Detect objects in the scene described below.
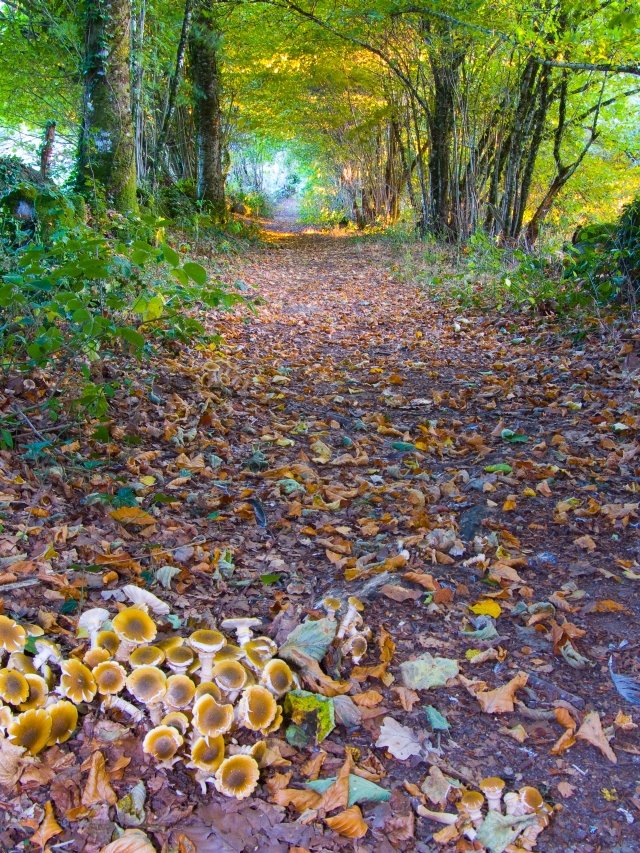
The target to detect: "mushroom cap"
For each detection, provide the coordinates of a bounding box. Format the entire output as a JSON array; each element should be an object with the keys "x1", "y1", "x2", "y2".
[
  {"x1": 458, "y1": 791, "x2": 485, "y2": 812},
  {"x1": 221, "y1": 617, "x2": 261, "y2": 639},
  {"x1": 157, "y1": 636, "x2": 184, "y2": 653},
  {"x1": 480, "y1": 776, "x2": 506, "y2": 794},
  {"x1": 194, "y1": 681, "x2": 223, "y2": 703},
  {"x1": 212, "y1": 660, "x2": 247, "y2": 692},
  {"x1": 77, "y1": 607, "x2": 110, "y2": 637},
  {"x1": 112, "y1": 607, "x2": 157, "y2": 644},
  {"x1": 238, "y1": 685, "x2": 277, "y2": 732},
  {"x1": 189, "y1": 629, "x2": 226, "y2": 654},
  {"x1": 34, "y1": 638, "x2": 62, "y2": 662},
  {"x1": 94, "y1": 661, "x2": 127, "y2": 695},
  {"x1": 214, "y1": 644, "x2": 243, "y2": 662},
  {"x1": 348, "y1": 635, "x2": 368, "y2": 656},
  {"x1": 214, "y1": 754, "x2": 260, "y2": 799},
  {"x1": 129, "y1": 645, "x2": 165, "y2": 668},
  {"x1": 143, "y1": 725, "x2": 183, "y2": 762},
  {"x1": 165, "y1": 645, "x2": 194, "y2": 668},
  {"x1": 242, "y1": 637, "x2": 277, "y2": 669},
  {"x1": 126, "y1": 666, "x2": 167, "y2": 703},
  {"x1": 7, "y1": 652, "x2": 37, "y2": 675},
  {"x1": 193, "y1": 694, "x2": 234, "y2": 737},
  {"x1": 8, "y1": 708, "x2": 52, "y2": 755},
  {"x1": 250, "y1": 741, "x2": 267, "y2": 765},
  {"x1": 95, "y1": 630, "x2": 120, "y2": 655},
  {"x1": 190, "y1": 735, "x2": 225, "y2": 772},
  {"x1": 0, "y1": 668, "x2": 30, "y2": 705},
  {"x1": 60, "y1": 659, "x2": 97, "y2": 703},
  {"x1": 347, "y1": 596, "x2": 364, "y2": 611},
  {"x1": 0, "y1": 615, "x2": 26, "y2": 653},
  {"x1": 263, "y1": 704, "x2": 283, "y2": 735},
  {"x1": 19, "y1": 674, "x2": 49, "y2": 711},
  {"x1": 165, "y1": 674, "x2": 196, "y2": 709},
  {"x1": 83, "y1": 647, "x2": 111, "y2": 668},
  {"x1": 261, "y1": 659, "x2": 293, "y2": 695},
  {"x1": 46, "y1": 700, "x2": 78, "y2": 745},
  {"x1": 322, "y1": 596, "x2": 342, "y2": 610},
  {"x1": 519, "y1": 786, "x2": 544, "y2": 812},
  {"x1": 161, "y1": 711, "x2": 190, "y2": 734},
  {"x1": 0, "y1": 705, "x2": 12, "y2": 730}
]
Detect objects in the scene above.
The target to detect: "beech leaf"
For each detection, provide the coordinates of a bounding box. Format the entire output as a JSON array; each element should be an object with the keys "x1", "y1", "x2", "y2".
[
  {"x1": 400, "y1": 653, "x2": 459, "y2": 690},
  {"x1": 375, "y1": 716, "x2": 422, "y2": 759}
]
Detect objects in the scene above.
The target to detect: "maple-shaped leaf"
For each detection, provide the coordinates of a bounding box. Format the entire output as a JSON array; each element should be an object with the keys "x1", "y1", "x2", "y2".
[{"x1": 375, "y1": 716, "x2": 422, "y2": 760}]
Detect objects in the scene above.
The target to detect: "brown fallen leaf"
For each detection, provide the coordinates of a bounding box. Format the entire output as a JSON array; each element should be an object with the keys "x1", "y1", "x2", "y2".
[
  {"x1": 403, "y1": 571, "x2": 438, "y2": 590},
  {"x1": 320, "y1": 750, "x2": 353, "y2": 812},
  {"x1": 381, "y1": 583, "x2": 422, "y2": 603},
  {"x1": 82, "y1": 750, "x2": 117, "y2": 806},
  {"x1": 392, "y1": 686, "x2": 420, "y2": 711},
  {"x1": 576, "y1": 711, "x2": 617, "y2": 763},
  {"x1": 351, "y1": 690, "x2": 384, "y2": 707},
  {"x1": 300, "y1": 750, "x2": 327, "y2": 780},
  {"x1": 31, "y1": 801, "x2": 63, "y2": 847},
  {"x1": 556, "y1": 781, "x2": 576, "y2": 798},
  {"x1": 460, "y1": 671, "x2": 528, "y2": 714},
  {"x1": 99, "y1": 829, "x2": 157, "y2": 853},
  {"x1": 0, "y1": 737, "x2": 30, "y2": 787},
  {"x1": 110, "y1": 507, "x2": 156, "y2": 526},
  {"x1": 325, "y1": 805, "x2": 368, "y2": 838},
  {"x1": 551, "y1": 707, "x2": 577, "y2": 755},
  {"x1": 272, "y1": 788, "x2": 323, "y2": 811}
]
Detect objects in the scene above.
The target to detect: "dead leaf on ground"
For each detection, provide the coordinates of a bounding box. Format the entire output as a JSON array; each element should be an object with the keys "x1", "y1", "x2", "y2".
[
  {"x1": 576, "y1": 711, "x2": 617, "y2": 763},
  {"x1": 325, "y1": 805, "x2": 368, "y2": 838}
]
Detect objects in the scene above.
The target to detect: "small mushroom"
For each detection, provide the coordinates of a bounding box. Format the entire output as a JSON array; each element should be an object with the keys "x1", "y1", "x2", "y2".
[
  {"x1": 321, "y1": 596, "x2": 342, "y2": 620},
  {"x1": 211, "y1": 660, "x2": 247, "y2": 701},
  {"x1": 242, "y1": 637, "x2": 278, "y2": 671},
  {"x1": 221, "y1": 617, "x2": 261, "y2": 646},
  {"x1": 83, "y1": 647, "x2": 111, "y2": 668},
  {"x1": 123, "y1": 584, "x2": 170, "y2": 615},
  {"x1": 161, "y1": 711, "x2": 190, "y2": 734},
  {"x1": 260, "y1": 659, "x2": 293, "y2": 697},
  {"x1": 193, "y1": 694, "x2": 234, "y2": 738},
  {"x1": 0, "y1": 668, "x2": 30, "y2": 705},
  {"x1": 129, "y1": 645, "x2": 165, "y2": 668},
  {"x1": 194, "y1": 680, "x2": 223, "y2": 703},
  {"x1": 112, "y1": 607, "x2": 157, "y2": 662},
  {"x1": 237, "y1": 685, "x2": 277, "y2": 733},
  {"x1": 480, "y1": 777, "x2": 505, "y2": 813},
  {"x1": 95, "y1": 630, "x2": 120, "y2": 656},
  {"x1": 165, "y1": 644, "x2": 194, "y2": 675},
  {"x1": 262, "y1": 704, "x2": 283, "y2": 735},
  {"x1": 214, "y1": 643, "x2": 243, "y2": 662},
  {"x1": 189, "y1": 630, "x2": 226, "y2": 682},
  {"x1": 77, "y1": 607, "x2": 110, "y2": 647},
  {"x1": 93, "y1": 661, "x2": 127, "y2": 696},
  {"x1": 164, "y1": 674, "x2": 196, "y2": 711},
  {"x1": 0, "y1": 616, "x2": 26, "y2": 663},
  {"x1": 8, "y1": 708, "x2": 52, "y2": 755},
  {"x1": 143, "y1": 724, "x2": 183, "y2": 768},
  {"x1": 214, "y1": 754, "x2": 260, "y2": 799},
  {"x1": 126, "y1": 665, "x2": 166, "y2": 723},
  {"x1": 457, "y1": 791, "x2": 485, "y2": 827},
  {"x1": 102, "y1": 693, "x2": 145, "y2": 723},
  {"x1": 7, "y1": 652, "x2": 37, "y2": 675},
  {"x1": 19, "y1": 674, "x2": 49, "y2": 711},
  {"x1": 0, "y1": 704, "x2": 13, "y2": 732},
  {"x1": 341, "y1": 632, "x2": 368, "y2": 664},
  {"x1": 518, "y1": 786, "x2": 544, "y2": 815},
  {"x1": 33, "y1": 639, "x2": 63, "y2": 673},
  {"x1": 189, "y1": 735, "x2": 225, "y2": 793},
  {"x1": 60, "y1": 659, "x2": 97, "y2": 704},
  {"x1": 46, "y1": 700, "x2": 78, "y2": 745},
  {"x1": 157, "y1": 636, "x2": 184, "y2": 654},
  {"x1": 336, "y1": 596, "x2": 364, "y2": 639}
]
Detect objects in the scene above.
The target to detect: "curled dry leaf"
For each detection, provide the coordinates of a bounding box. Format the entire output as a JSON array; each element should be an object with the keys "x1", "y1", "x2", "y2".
[
  {"x1": 0, "y1": 737, "x2": 30, "y2": 788},
  {"x1": 82, "y1": 750, "x2": 117, "y2": 806},
  {"x1": 351, "y1": 690, "x2": 384, "y2": 707},
  {"x1": 325, "y1": 804, "x2": 368, "y2": 838},
  {"x1": 99, "y1": 829, "x2": 157, "y2": 853},
  {"x1": 273, "y1": 788, "x2": 323, "y2": 812},
  {"x1": 319, "y1": 750, "x2": 353, "y2": 812},
  {"x1": 576, "y1": 710, "x2": 617, "y2": 763},
  {"x1": 31, "y1": 801, "x2": 63, "y2": 847},
  {"x1": 551, "y1": 707, "x2": 577, "y2": 755},
  {"x1": 460, "y1": 671, "x2": 528, "y2": 714}
]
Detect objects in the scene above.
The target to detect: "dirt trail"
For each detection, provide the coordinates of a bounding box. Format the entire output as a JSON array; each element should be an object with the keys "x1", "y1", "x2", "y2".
[{"x1": 2, "y1": 226, "x2": 639, "y2": 851}]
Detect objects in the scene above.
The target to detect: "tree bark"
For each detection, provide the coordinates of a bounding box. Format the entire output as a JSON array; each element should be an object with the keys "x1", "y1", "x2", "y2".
[
  {"x1": 189, "y1": 2, "x2": 226, "y2": 219},
  {"x1": 39, "y1": 121, "x2": 56, "y2": 181},
  {"x1": 77, "y1": 0, "x2": 138, "y2": 213}
]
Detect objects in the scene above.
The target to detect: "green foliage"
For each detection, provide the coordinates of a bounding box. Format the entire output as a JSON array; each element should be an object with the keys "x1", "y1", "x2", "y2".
[{"x1": 0, "y1": 200, "x2": 243, "y2": 424}]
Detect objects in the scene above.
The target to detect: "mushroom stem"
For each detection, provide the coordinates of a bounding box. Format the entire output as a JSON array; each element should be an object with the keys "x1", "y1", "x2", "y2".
[
  {"x1": 102, "y1": 694, "x2": 145, "y2": 723},
  {"x1": 148, "y1": 700, "x2": 164, "y2": 726},
  {"x1": 115, "y1": 639, "x2": 136, "y2": 663},
  {"x1": 504, "y1": 792, "x2": 519, "y2": 816},
  {"x1": 416, "y1": 806, "x2": 458, "y2": 826},
  {"x1": 199, "y1": 655, "x2": 214, "y2": 683}
]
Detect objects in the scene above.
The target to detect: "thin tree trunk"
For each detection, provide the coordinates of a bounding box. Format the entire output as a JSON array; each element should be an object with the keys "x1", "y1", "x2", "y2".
[
  {"x1": 77, "y1": 0, "x2": 138, "y2": 213},
  {"x1": 189, "y1": 2, "x2": 226, "y2": 218},
  {"x1": 39, "y1": 121, "x2": 56, "y2": 181},
  {"x1": 131, "y1": 0, "x2": 146, "y2": 182}
]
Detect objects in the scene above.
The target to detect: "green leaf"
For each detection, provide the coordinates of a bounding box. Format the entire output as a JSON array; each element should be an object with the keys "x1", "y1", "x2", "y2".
[
  {"x1": 160, "y1": 243, "x2": 180, "y2": 267},
  {"x1": 260, "y1": 572, "x2": 282, "y2": 585},
  {"x1": 424, "y1": 705, "x2": 450, "y2": 731},
  {"x1": 60, "y1": 599, "x2": 79, "y2": 615},
  {"x1": 306, "y1": 774, "x2": 390, "y2": 806},
  {"x1": 391, "y1": 441, "x2": 416, "y2": 452},
  {"x1": 172, "y1": 267, "x2": 189, "y2": 286},
  {"x1": 484, "y1": 463, "x2": 513, "y2": 474},
  {"x1": 155, "y1": 565, "x2": 181, "y2": 589},
  {"x1": 182, "y1": 261, "x2": 207, "y2": 285},
  {"x1": 279, "y1": 617, "x2": 336, "y2": 662},
  {"x1": 117, "y1": 326, "x2": 145, "y2": 350},
  {"x1": 476, "y1": 812, "x2": 537, "y2": 853},
  {"x1": 284, "y1": 690, "x2": 335, "y2": 743},
  {"x1": 500, "y1": 429, "x2": 528, "y2": 444}
]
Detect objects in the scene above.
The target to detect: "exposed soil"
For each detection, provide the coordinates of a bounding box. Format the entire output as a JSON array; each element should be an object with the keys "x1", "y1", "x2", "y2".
[{"x1": 1, "y1": 221, "x2": 639, "y2": 852}]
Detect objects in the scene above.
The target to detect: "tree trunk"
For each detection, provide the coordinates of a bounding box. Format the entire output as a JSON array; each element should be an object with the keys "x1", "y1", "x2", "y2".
[
  {"x1": 77, "y1": 0, "x2": 138, "y2": 213},
  {"x1": 189, "y1": 3, "x2": 226, "y2": 219},
  {"x1": 131, "y1": 0, "x2": 146, "y2": 183},
  {"x1": 39, "y1": 121, "x2": 56, "y2": 181}
]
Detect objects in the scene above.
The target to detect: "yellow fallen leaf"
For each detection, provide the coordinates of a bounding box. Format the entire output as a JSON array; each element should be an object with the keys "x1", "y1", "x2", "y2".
[
  {"x1": 31, "y1": 801, "x2": 62, "y2": 847},
  {"x1": 82, "y1": 750, "x2": 117, "y2": 805},
  {"x1": 576, "y1": 711, "x2": 617, "y2": 763},
  {"x1": 469, "y1": 599, "x2": 502, "y2": 618},
  {"x1": 310, "y1": 440, "x2": 332, "y2": 463},
  {"x1": 460, "y1": 671, "x2": 528, "y2": 714},
  {"x1": 110, "y1": 507, "x2": 155, "y2": 526},
  {"x1": 325, "y1": 805, "x2": 368, "y2": 838},
  {"x1": 139, "y1": 475, "x2": 156, "y2": 486}
]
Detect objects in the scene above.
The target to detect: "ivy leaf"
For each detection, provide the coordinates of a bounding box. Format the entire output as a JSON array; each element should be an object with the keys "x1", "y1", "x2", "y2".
[
  {"x1": 279, "y1": 617, "x2": 337, "y2": 662},
  {"x1": 306, "y1": 774, "x2": 390, "y2": 806}
]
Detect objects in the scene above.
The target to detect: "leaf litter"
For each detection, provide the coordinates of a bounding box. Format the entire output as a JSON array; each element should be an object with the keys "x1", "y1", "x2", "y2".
[{"x1": 0, "y1": 225, "x2": 639, "y2": 850}]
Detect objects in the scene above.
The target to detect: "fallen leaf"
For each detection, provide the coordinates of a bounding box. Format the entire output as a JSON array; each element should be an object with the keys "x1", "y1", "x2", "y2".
[
  {"x1": 576, "y1": 710, "x2": 617, "y2": 763},
  {"x1": 400, "y1": 654, "x2": 459, "y2": 690},
  {"x1": 110, "y1": 507, "x2": 156, "y2": 526},
  {"x1": 460, "y1": 671, "x2": 528, "y2": 714},
  {"x1": 31, "y1": 801, "x2": 63, "y2": 847},
  {"x1": 469, "y1": 599, "x2": 502, "y2": 618},
  {"x1": 325, "y1": 804, "x2": 368, "y2": 838},
  {"x1": 381, "y1": 583, "x2": 422, "y2": 603},
  {"x1": 375, "y1": 716, "x2": 422, "y2": 760},
  {"x1": 99, "y1": 829, "x2": 157, "y2": 853},
  {"x1": 82, "y1": 750, "x2": 117, "y2": 806},
  {"x1": 351, "y1": 690, "x2": 384, "y2": 707}
]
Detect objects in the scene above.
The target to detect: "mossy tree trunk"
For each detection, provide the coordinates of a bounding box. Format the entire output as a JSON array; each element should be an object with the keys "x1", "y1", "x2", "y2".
[
  {"x1": 189, "y1": 2, "x2": 226, "y2": 220},
  {"x1": 77, "y1": 0, "x2": 138, "y2": 213}
]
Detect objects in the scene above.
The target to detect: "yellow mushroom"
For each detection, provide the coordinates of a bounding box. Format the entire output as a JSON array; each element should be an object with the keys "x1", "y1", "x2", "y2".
[
  {"x1": 143, "y1": 725, "x2": 183, "y2": 768},
  {"x1": 260, "y1": 659, "x2": 293, "y2": 697},
  {"x1": 129, "y1": 645, "x2": 165, "y2": 668},
  {"x1": 46, "y1": 700, "x2": 78, "y2": 745},
  {"x1": 93, "y1": 661, "x2": 127, "y2": 696},
  {"x1": 19, "y1": 674, "x2": 48, "y2": 711},
  {"x1": 83, "y1": 647, "x2": 111, "y2": 668},
  {"x1": 8, "y1": 708, "x2": 52, "y2": 755},
  {"x1": 0, "y1": 668, "x2": 30, "y2": 705},
  {"x1": 0, "y1": 615, "x2": 26, "y2": 662},
  {"x1": 112, "y1": 607, "x2": 157, "y2": 662},
  {"x1": 165, "y1": 644, "x2": 194, "y2": 675},
  {"x1": 214, "y1": 754, "x2": 260, "y2": 799},
  {"x1": 237, "y1": 685, "x2": 277, "y2": 733},
  {"x1": 480, "y1": 777, "x2": 505, "y2": 813},
  {"x1": 193, "y1": 694, "x2": 234, "y2": 738},
  {"x1": 60, "y1": 659, "x2": 97, "y2": 703},
  {"x1": 164, "y1": 674, "x2": 196, "y2": 711},
  {"x1": 126, "y1": 665, "x2": 166, "y2": 723},
  {"x1": 161, "y1": 711, "x2": 190, "y2": 734},
  {"x1": 188, "y1": 629, "x2": 226, "y2": 682}
]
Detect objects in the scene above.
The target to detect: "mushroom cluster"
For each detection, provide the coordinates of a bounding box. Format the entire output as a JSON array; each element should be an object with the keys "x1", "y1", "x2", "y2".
[
  {"x1": 0, "y1": 604, "x2": 297, "y2": 801},
  {"x1": 418, "y1": 778, "x2": 553, "y2": 850}
]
